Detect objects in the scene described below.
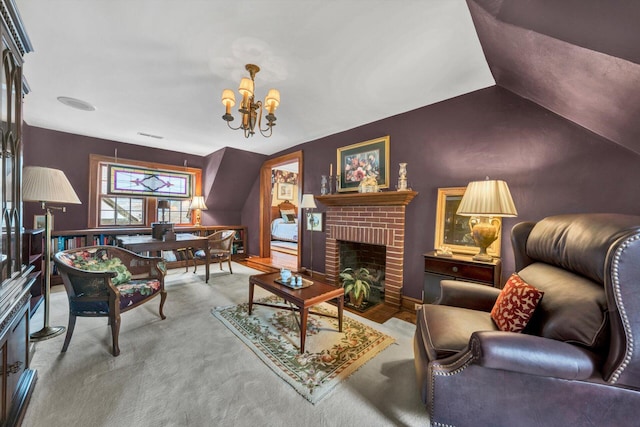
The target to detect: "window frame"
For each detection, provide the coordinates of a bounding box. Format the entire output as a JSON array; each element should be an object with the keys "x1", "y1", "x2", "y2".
[{"x1": 88, "y1": 154, "x2": 202, "y2": 228}]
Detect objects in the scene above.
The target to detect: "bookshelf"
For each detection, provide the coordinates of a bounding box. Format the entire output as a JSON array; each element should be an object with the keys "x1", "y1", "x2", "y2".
[
  {"x1": 49, "y1": 225, "x2": 247, "y2": 284},
  {"x1": 23, "y1": 229, "x2": 45, "y2": 316}
]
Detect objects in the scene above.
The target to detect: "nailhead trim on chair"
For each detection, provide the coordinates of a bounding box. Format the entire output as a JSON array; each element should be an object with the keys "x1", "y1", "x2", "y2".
[
  {"x1": 429, "y1": 349, "x2": 475, "y2": 425},
  {"x1": 609, "y1": 234, "x2": 638, "y2": 384}
]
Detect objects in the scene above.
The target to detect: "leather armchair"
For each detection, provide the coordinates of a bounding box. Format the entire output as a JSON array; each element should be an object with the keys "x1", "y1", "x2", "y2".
[{"x1": 414, "y1": 214, "x2": 640, "y2": 426}]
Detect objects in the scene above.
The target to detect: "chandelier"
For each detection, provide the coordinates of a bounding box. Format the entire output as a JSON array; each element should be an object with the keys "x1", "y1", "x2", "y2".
[{"x1": 221, "y1": 64, "x2": 280, "y2": 138}]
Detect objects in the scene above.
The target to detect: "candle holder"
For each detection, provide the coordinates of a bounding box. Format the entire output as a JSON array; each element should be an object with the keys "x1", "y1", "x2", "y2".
[
  {"x1": 329, "y1": 175, "x2": 338, "y2": 194},
  {"x1": 321, "y1": 175, "x2": 328, "y2": 195}
]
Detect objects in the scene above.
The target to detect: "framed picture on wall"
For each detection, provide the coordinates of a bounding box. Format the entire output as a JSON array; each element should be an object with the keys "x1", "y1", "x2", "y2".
[
  {"x1": 306, "y1": 213, "x2": 323, "y2": 232},
  {"x1": 433, "y1": 187, "x2": 502, "y2": 257},
  {"x1": 277, "y1": 182, "x2": 294, "y2": 200},
  {"x1": 337, "y1": 135, "x2": 390, "y2": 192},
  {"x1": 34, "y1": 214, "x2": 49, "y2": 230}
]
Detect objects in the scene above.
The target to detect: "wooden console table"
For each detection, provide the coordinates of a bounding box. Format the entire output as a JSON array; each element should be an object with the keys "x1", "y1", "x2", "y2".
[
  {"x1": 423, "y1": 251, "x2": 502, "y2": 303},
  {"x1": 117, "y1": 234, "x2": 211, "y2": 283}
]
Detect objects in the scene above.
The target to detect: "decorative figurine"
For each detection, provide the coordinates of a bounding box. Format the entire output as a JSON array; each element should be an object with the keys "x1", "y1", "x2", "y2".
[
  {"x1": 397, "y1": 162, "x2": 408, "y2": 191},
  {"x1": 321, "y1": 175, "x2": 328, "y2": 195}
]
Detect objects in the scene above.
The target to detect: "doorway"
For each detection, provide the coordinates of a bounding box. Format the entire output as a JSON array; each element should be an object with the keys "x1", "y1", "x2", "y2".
[{"x1": 257, "y1": 150, "x2": 303, "y2": 271}]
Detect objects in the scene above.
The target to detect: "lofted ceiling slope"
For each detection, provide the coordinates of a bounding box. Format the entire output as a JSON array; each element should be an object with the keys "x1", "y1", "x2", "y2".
[{"x1": 469, "y1": 0, "x2": 640, "y2": 155}]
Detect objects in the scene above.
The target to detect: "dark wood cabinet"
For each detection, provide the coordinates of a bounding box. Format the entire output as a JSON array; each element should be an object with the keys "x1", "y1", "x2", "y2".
[
  {"x1": 0, "y1": 1, "x2": 37, "y2": 425},
  {"x1": 423, "y1": 251, "x2": 502, "y2": 303},
  {"x1": 22, "y1": 229, "x2": 44, "y2": 316}
]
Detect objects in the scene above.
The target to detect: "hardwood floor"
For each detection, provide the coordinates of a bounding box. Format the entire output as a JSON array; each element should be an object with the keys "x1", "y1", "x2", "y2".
[{"x1": 237, "y1": 255, "x2": 417, "y2": 325}]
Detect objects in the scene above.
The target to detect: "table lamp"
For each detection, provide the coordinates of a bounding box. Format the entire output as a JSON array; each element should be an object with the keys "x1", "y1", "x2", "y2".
[
  {"x1": 300, "y1": 194, "x2": 317, "y2": 277},
  {"x1": 456, "y1": 178, "x2": 517, "y2": 261},
  {"x1": 189, "y1": 196, "x2": 208, "y2": 226},
  {"x1": 23, "y1": 166, "x2": 81, "y2": 341},
  {"x1": 157, "y1": 200, "x2": 170, "y2": 223}
]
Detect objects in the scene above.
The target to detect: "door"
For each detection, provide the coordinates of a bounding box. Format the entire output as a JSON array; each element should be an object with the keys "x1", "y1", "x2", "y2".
[{"x1": 259, "y1": 151, "x2": 303, "y2": 271}]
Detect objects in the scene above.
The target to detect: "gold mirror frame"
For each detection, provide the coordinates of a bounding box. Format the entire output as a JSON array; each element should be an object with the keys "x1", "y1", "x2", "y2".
[{"x1": 434, "y1": 187, "x2": 502, "y2": 257}]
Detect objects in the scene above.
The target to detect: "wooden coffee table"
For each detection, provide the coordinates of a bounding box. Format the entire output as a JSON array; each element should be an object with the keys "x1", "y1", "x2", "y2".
[{"x1": 248, "y1": 272, "x2": 344, "y2": 353}]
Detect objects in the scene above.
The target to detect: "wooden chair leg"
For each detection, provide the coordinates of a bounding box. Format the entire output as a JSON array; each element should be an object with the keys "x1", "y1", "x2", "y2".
[
  {"x1": 227, "y1": 257, "x2": 233, "y2": 274},
  {"x1": 159, "y1": 290, "x2": 167, "y2": 320},
  {"x1": 190, "y1": 249, "x2": 197, "y2": 274},
  {"x1": 61, "y1": 314, "x2": 77, "y2": 353},
  {"x1": 111, "y1": 314, "x2": 121, "y2": 357}
]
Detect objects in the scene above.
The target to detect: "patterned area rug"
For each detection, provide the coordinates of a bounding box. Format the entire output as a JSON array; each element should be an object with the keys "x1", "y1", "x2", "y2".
[{"x1": 212, "y1": 295, "x2": 395, "y2": 404}]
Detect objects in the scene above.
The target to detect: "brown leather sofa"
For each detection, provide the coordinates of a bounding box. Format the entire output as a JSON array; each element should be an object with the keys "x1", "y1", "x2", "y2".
[{"x1": 414, "y1": 214, "x2": 640, "y2": 426}]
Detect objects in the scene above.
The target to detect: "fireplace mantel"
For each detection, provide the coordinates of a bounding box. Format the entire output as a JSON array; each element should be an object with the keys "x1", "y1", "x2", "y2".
[{"x1": 315, "y1": 190, "x2": 418, "y2": 207}]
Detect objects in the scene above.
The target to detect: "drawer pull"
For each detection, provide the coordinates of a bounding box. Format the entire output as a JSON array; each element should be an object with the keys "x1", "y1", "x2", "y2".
[
  {"x1": 452, "y1": 266, "x2": 459, "y2": 273},
  {"x1": 7, "y1": 361, "x2": 22, "y2": 375}
]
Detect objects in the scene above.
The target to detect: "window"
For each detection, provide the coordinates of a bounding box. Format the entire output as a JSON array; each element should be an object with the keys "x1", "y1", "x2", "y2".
[
  {"x1": 99, "y1": 165, "x2": 145, "y2": 226},
  {"x1": 158, "y1": 199, "x2": 191, "y2": 224},
  {"x1": 88, "y1": 155, "x2": 202, "y2": 228}
]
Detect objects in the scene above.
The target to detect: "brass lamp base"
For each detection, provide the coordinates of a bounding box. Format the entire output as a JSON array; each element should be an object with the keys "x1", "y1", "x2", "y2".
[
  {"x1": 470, "y1": 217, "x2": 500, "y2": 262},
  {"x1": 31, "y1": 325, "x2": 65, "y2": 342}
]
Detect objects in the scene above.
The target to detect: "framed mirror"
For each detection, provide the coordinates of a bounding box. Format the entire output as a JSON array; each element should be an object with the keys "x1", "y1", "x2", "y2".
[{"x1": 433, "y1": 187, "x2": 502, "y2": 257}]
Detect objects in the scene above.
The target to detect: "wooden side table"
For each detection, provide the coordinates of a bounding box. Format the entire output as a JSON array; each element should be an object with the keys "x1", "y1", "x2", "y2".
[{"x1": 423, "y1": 251, "x2": 502, "y2": 303}]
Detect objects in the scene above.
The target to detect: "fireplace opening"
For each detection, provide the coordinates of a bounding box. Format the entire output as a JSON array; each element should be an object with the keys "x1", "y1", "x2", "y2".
[{"x1": 339, "y1": 241, "x2": 386, "y2": 310}]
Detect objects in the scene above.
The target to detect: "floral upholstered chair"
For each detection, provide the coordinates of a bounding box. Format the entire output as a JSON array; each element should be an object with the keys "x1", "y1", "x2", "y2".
[{"x1": 53, "y1": 246, "x2": 167, "y2": 356}]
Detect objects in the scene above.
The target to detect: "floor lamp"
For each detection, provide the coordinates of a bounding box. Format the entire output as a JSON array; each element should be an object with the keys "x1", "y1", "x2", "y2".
[
  {"x1": 23, "y1": 166, "x2": 81, "y2": 341},
  {"x1": 300, "y1": 194, "x2": 317, "y2": 277}
]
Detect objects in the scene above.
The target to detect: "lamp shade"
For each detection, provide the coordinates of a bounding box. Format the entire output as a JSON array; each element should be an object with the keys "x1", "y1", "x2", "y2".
[
  {"x1": 23, "y1": 166, "x2": 81, "y2": 204},
  {"x1": 265, "y1": 89, "x2": 280, "y2": 112},
  {"x1": 238, "y1": 77, "x2": 254, "y2": 97},
  {"x1": 157, "y1": 200, "x2": 170, "y2": 209},
  {"x1": 221, "y1": 89, "x2": 236, "y2": 107},
  {"x1": 189, "y1": 196, "x2": 208, "y2": 210},
  {"x1": 456, "y1": 179, "x2": 517, "y2": 217},
  {"x1": 300, "y1": 194, "x2": 317, "y2": 209}
]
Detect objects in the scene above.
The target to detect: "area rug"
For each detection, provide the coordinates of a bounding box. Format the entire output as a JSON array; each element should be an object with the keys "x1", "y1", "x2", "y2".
[{"x1": 212, "y1": 295, "x2": 395, "y2": 404}]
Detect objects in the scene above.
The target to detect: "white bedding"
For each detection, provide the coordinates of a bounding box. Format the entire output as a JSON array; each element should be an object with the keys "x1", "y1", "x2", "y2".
[{"x1": 271, "y1": 218, "x2": 298, "y2": 242}]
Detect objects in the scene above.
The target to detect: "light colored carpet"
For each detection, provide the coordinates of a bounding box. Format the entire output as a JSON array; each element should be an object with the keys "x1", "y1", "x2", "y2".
[
  {"x1": 213, "y1": 296, "x2": 395, "y2": 404},
  {"x1": 24, "y1": 263, "x2": 429, "y2": 426}
]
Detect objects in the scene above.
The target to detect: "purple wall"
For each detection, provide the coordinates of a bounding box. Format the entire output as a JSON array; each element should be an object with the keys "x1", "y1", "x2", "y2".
[
  {"x1": 23, "y1": 126, "x2": 205, "y2": 231},
  {"x1": 253, "y1": 86, "x2": 640, "y2": 300},
  {"x1": 24, "y1": 86, "x2": 640, "y2": 301},
  {"x1": 23, "y1": 125, "x2": 266, "y2": 251},
  {"x1": 201, "y1": 147, "x2": 266, "y2": 226}
]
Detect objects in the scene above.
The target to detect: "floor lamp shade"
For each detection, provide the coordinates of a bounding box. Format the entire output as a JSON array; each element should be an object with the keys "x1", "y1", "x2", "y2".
[
  {"x1": 22, "y1": 166, "x2": 81, "y2": 341},
  {"x1": 300, "y1": 194, "x2": 317, "y2": 209},
  {"x1": 23, "y1": 166, "x2": 82, "y2": 205}
]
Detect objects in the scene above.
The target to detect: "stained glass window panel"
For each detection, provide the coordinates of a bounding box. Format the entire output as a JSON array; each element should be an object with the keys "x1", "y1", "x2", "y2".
[{"x1": 107, "y1": 165, "x2": 191, "y2": 198}]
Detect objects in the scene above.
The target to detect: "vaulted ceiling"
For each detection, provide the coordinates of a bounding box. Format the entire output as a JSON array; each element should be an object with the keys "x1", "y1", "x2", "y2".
[
  {"x1": 15, "y1": 0, "x2": 640, "y2": 156},
  {"x1": 16, "y1": 0, "x2": 494, "y2": 156}
]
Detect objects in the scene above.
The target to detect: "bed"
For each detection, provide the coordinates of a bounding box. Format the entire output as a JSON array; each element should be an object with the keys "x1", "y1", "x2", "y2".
[{"x1": 271, "y1": 201, "x2": 298, "y2": 243}]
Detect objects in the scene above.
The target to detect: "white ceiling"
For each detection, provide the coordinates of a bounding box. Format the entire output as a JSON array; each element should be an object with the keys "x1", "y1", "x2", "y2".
[{"x1": 16, "y1": 0, "x2": 495, "y2": 156}]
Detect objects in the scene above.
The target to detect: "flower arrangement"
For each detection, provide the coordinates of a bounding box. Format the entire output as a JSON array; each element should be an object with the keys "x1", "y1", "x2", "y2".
[{"x1": 358, "y1": 174, "x2": 379, "y2": 193}]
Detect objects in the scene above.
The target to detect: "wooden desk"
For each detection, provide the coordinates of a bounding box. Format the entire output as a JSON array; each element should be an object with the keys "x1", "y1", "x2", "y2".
[
  {"x1": 248, "y1": 272, "x2": 344, "y2": 353},
  {"x1": 117, "y1": 234, "x2": 210, "y2": 283}
]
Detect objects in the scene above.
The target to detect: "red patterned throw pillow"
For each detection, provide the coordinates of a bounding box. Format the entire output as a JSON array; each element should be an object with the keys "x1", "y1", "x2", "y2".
[{"x1": 491, "y1": 274, "x2": 544, "y2": 332}]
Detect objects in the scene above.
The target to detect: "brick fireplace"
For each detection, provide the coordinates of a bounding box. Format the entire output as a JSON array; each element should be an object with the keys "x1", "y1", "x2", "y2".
[{"x1": 316, "y1": 191, "x2": 418, "y2": 309}]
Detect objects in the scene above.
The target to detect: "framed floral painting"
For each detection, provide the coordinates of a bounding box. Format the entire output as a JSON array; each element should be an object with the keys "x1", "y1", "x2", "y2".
[{"x1": 337, "y1": 136, "x2": 390, "y2": 192}]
